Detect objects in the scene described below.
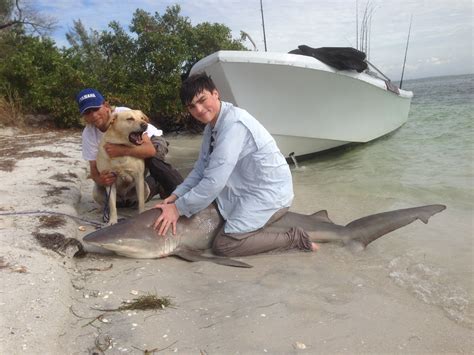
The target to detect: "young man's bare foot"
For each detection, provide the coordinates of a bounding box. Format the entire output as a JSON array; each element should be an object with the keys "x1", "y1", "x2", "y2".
[{"x1": 311, "y1": 242, "x2": 320, "y2": 251}]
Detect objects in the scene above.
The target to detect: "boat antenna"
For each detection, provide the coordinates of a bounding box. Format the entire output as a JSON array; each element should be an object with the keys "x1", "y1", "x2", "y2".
[
  {"x1": 356, "y1": 0, "x2": 359, "y2": 50},
  {"x1": 360, "y1": 1, "x2": 375, "y2": 57},
  {"x1": 367, "y1": 7, "x2": 372, "y2": 60},
  {"x1": 399, "y1": 15, "x2": 413, "y2": 89},
  {"x1": 260, "y1": 0, "x2": 268, "y2": 51}
]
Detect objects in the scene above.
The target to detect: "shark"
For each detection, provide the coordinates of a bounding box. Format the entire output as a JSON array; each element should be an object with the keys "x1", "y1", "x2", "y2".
[{"x1": 83, "y1": 204, "x2": 446, "y2": 268}]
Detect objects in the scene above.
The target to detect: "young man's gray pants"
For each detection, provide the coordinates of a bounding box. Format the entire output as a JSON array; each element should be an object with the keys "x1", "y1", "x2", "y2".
[{"x1": 212, "y1": 208, "x2": 313, "y2": 257}]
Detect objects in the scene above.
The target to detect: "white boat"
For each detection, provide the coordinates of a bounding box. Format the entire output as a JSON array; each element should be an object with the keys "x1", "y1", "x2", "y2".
[{"x1": 189, "y1": 50, "x2": 413, "y2": 158}]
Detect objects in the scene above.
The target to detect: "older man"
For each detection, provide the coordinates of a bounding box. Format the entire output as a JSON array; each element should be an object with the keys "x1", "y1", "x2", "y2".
[{"x1": 76, "y1": 88, "x2": 183, "y2": 207}]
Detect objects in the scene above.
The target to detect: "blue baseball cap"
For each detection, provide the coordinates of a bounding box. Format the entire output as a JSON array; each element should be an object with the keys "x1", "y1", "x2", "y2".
[{"x1": 76, "y1": 88, "x2": 105, "y2": 115}]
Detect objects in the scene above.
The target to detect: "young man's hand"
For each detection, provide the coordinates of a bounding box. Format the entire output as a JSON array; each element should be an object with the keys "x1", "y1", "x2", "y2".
[
  {"x1": 163, "y1": 194, "x2": 178, "y2": 204},
  {"x1": 153, "y1": 203, "x2": 180, "y2": 236}
]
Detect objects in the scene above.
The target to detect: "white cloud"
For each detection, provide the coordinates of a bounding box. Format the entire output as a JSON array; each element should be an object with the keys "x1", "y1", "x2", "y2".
[{"x1": 426, "y1": 57, "x2": 452, "y2": 65}]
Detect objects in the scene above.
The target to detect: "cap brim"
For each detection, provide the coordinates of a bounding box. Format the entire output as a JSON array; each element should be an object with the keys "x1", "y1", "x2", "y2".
[{"x1": 80, "y1": 104, "x2": 102, "y2": 115}]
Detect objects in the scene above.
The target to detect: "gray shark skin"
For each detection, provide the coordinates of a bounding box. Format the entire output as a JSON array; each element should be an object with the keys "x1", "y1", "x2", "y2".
[{"x1": 83, "y1": 204, "x2": 446, "y2": 268}]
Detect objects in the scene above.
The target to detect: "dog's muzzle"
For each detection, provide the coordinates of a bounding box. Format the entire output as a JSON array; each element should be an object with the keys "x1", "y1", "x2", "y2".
[{"x1": 128, "y1": 123, "x2": 148, "y2": 145}]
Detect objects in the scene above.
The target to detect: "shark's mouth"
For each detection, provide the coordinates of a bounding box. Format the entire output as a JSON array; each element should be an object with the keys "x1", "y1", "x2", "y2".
[{"x1": 128, "y1": 125, "x2": 147, "y2": 145}]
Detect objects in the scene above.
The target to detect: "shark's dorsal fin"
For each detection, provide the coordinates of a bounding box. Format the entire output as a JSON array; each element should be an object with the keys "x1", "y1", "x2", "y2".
[
  {"x1": 172, "y1": 247, "x2": 252, "y2": 268},
  {"x1": 311, "y1": 210, "x2": 333, "y2": 223}
]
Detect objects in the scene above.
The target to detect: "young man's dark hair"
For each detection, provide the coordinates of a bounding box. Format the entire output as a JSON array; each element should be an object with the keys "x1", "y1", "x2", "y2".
[{"x1": 180, "y1": 73, "x2": 217, "y2": 106}]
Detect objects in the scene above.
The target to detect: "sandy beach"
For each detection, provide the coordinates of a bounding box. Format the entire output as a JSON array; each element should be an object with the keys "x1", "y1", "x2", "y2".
[{"x1": 0, "y1": 126, "x2": 472, "y2": 354}]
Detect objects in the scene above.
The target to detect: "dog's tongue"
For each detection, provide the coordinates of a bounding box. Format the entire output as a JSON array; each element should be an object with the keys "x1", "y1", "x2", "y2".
[{"x1": 135, "y1": 134, "x2": 144, "y2": 145}]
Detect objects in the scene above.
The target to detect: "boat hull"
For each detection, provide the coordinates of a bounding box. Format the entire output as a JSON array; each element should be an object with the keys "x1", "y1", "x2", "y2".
[{"x1": 190, "y1": 51, "x2": 413, "y2": 157}]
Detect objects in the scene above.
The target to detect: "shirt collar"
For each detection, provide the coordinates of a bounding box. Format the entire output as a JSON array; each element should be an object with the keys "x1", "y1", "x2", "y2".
[{"x1": 212, "y1": 101, "x2": 229, "y2": 133}]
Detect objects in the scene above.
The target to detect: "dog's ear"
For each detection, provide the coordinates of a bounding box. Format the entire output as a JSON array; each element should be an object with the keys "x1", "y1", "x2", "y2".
[
  {"x1": 138, "y1": 111, "x2": 150, "y2": 123},
  {"x1": 110, "y1": 112, "x2": 118, "y2": 125}
]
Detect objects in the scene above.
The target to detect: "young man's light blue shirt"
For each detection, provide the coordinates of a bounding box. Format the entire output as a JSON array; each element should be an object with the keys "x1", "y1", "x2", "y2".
[{"x1": 174, "y1": 101, "x2": 293, "y2": 234}]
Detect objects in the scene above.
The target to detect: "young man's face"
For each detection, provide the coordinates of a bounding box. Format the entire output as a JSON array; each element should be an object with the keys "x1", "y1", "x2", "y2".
[
  {"x1": 83, "y1": 103, "x2": 111, "y2": 132},
  {"x1": 186, "y1": 89, "x2": 221, "y2": 126}
]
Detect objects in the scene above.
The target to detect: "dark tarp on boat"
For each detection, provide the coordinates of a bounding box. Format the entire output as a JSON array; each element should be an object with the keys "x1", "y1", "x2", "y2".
[{"x1": 289, "y1": 45, "x2": 368, "y2": 73}]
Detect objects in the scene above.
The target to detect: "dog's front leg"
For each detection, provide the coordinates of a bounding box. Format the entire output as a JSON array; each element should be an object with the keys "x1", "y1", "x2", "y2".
[
  {"x1": 135, "y1": 174, "x2": 145, "y2": 214},
  {"x1": 108, "y1": 184, "x2": 119, "y2": 224}
]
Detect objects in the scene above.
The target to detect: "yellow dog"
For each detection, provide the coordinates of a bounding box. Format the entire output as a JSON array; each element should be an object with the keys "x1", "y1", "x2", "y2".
[{"x1": 95, "y1": 110, "x2": 150, "y2": 224}]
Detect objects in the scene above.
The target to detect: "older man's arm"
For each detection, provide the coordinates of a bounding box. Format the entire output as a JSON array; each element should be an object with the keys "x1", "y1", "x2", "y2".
[{"x1": 103, "y1": 133, "x2": 156, "y2": 159}]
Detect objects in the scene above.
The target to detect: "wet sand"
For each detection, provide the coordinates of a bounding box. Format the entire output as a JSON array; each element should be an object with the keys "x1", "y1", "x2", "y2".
[{"x1": 0, "y1": 127, "x2": 471, "y2": 354}]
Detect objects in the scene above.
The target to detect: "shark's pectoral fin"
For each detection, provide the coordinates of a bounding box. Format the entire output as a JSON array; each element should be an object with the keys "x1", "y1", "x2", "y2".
[{"x1": 172, "y1": 247, "x2": 253, "y2": 268}]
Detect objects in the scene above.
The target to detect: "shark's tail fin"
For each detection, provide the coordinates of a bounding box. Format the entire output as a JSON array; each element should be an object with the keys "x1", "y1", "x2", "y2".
[
  {"x1": 345, "y1": 204, "x2": 446, "y2": 251},
  {"x1": 417, "y1": 204, "x2": 446, "y2": 224}
]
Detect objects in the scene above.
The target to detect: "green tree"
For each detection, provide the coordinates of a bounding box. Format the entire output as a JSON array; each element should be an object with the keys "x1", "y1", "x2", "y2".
[
  {"x1": 129, "y1": 6, "x2": 192, "y2": 116},
  {"x1": 184, "y1": 22, "x2": 245, "y2": 77},
  {"x1": 0, "y1": 3, "x2": 248, "y2": 129},
  {"x1": 65, "y1": 20, "x2": 103, "y2": 82},
  {"x1": 126, "y1": 5, "x2": 247, "y2": 129},
  {"x1": 0, "y1": 32, "x2": 85, "y2": 127}
]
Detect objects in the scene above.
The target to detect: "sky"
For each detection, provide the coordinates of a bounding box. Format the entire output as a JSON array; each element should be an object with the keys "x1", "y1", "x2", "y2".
[{"x1": 36, "y1": 0, "x2": 473, "y2": 80}]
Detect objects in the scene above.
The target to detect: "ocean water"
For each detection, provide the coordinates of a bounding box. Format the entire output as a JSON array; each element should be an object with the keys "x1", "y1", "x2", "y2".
[
  {"x1": 290, "y1": 74, "x2": 473, "y2": 328},
  {"x1": 292, "y1": 74, "x2": 473, "y2": 208},
  {"x1": 167, "y1": 74, "x2": 473, "y2": 328}
]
